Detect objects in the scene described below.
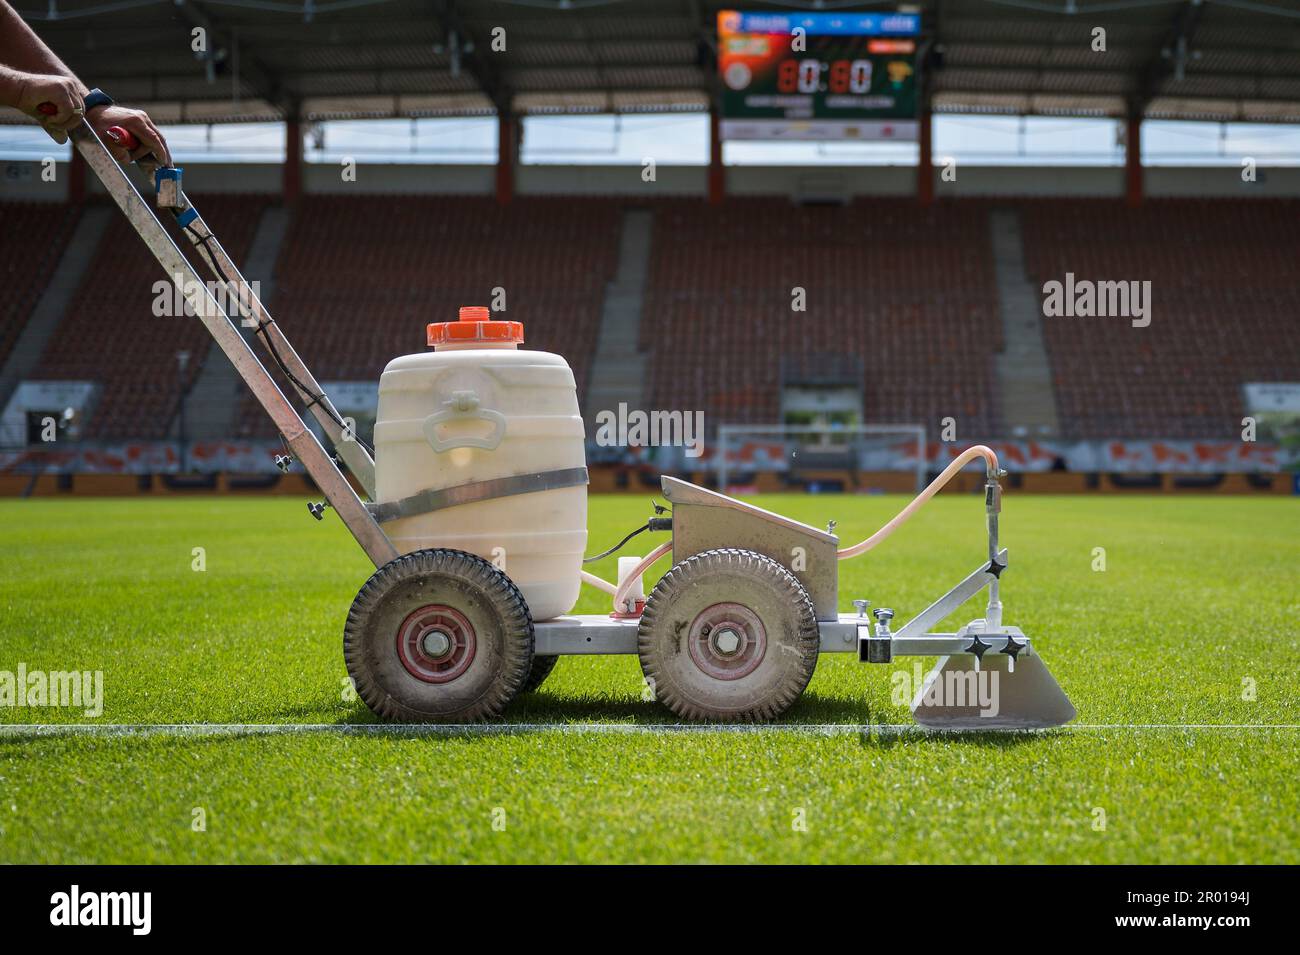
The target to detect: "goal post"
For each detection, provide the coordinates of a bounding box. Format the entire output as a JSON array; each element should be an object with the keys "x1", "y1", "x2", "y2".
[{"x1": 716, "y1": 423, "x2": 927, "y2": 493}]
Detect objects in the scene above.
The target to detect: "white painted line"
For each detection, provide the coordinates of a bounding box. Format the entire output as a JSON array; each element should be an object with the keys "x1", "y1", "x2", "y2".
[{"x1": 1, "y1": 722, "x2": 1299, "y2": 738}]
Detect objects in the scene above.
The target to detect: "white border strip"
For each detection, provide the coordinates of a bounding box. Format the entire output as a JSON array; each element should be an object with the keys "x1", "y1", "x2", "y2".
[{"x1": 2, "y1": 722, "x2": 1299, "y2": 738}]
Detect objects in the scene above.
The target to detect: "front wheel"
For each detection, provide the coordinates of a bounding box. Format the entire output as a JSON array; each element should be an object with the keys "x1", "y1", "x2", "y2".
[{"x1": 343, "y1": 549, "x2": 534, "y2": 722}]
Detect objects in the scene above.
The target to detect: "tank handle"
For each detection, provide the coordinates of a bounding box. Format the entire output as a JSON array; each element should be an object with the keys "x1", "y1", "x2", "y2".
[{"x1": 422, "y1": 390, "x2": 507, "y2": 452}]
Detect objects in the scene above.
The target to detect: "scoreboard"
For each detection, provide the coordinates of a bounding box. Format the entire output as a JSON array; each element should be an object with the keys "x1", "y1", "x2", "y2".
[{"x1": 717, "y1": 10, "x2": 920, "y2": 141}]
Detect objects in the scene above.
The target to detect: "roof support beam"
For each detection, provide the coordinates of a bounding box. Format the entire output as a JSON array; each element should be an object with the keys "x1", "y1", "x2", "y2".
[
  {"x1": 173, "y1": 0, "x2": 287, "y2": 113},
  {"x1": 1125, "y1": 111, "x2": 1142, "y2": 207},
  {"x1": 1133, "y1": 0, "x2": 1206, "y2": 115},
  {"x1": 430, "y1": 0, "x2": 510, "y2": 113}
]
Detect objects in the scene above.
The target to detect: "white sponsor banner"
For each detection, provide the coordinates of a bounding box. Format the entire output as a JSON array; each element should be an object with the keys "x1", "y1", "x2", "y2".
[
  {"x1": 0, "y1": 441, "x2": 279, "y2": 475},
  {"x1": 686, "y1": 439, "x2": 1291, "y2": 474},
  {"x1": 720, "y1": 119, "x2": 917, "y2": 141},
  {"x1": 1089, "y1": 440, "x2": 1284, "y2": 473},
  {"x1": 1243, "y1": 382, "x2": 1300, "y2": 414},
  {"x1": 1, "y1": 439, "x2": 1293, "y2": 476}
]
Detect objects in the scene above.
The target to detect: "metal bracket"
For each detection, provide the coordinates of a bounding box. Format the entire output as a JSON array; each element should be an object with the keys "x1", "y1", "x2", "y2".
[{"x1": 893, "y1": 548, "x2": 1008, "y2": 639}]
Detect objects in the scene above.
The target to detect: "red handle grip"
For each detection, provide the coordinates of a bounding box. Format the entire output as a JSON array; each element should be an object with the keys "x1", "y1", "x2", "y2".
[
  {"x1": 105, "y1": 125, "x2": 140, "y2": 151},
  {"x1": 37, "y1": 102, "x2": 58, "y2": 117}
]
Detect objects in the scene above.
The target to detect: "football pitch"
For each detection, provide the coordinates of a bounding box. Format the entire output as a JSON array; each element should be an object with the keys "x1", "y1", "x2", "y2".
[{"x1": 1, "y1": 493, "x2": 1297, "y2": 864}]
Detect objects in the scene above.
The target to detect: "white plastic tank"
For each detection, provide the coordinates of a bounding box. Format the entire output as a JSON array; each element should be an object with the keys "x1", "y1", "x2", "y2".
[{"x1": 373, "y1": 306, "x2": 587, "y2": 621}]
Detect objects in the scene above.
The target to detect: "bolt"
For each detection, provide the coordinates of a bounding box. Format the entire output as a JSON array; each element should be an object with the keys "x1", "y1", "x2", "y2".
[
  {"x1": 853, "y1": 599, "x2": 870, "y2": 617},
  {"x1": 713, "y1": 628, "x2": 741, "y2": 655},
  {"x1": 873, "y1": 607, "x2": 894, "y2": 623}
]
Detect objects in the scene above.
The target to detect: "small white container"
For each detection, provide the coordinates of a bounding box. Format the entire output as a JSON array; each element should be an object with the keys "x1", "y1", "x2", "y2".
[
  {"x1": 617, "y1": 556, "x2": 646, "y2": 604},
  {"x1": 373, "y1": 307, "x2": 587, "y2": 620}
]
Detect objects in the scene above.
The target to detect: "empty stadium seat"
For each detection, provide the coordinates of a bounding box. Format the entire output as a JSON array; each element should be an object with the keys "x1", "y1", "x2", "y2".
[
  {"x1": 0, "y1": 202, "x2": 81, "y2": 369},
  {"x1": 1019, "y1": 198, "x2": 1300, "y2": 439},
  {"x1": 642, "y1": 197, "x2": 1003, "y2": 436},
  {"x1": 30, "y1": 195, "x2": 270, "y2": 441},
  {"x1": 235, "y1": 195, "x2": 620, "y2": 438}
]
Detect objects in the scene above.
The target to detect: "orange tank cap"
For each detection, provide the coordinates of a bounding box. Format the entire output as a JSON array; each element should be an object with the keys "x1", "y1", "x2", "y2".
[{"x1": 427, "y1": 306, "x2": 524, "y2": 347}]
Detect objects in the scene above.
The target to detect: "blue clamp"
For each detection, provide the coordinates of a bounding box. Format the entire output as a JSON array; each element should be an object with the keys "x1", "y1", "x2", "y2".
[{"x1": 154, "y1": 166, "x2": 185, "y2": 210}]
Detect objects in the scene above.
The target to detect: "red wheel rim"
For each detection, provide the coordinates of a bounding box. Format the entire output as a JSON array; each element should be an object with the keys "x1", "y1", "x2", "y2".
[
  {"x1": 687, "y1": 602, "x2": 766, "y2": 681},
  {"x1": 396, "y1": 604, "x2": 476, "y2": 684}
]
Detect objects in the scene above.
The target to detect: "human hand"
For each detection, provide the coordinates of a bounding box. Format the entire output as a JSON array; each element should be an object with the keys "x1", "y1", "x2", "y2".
[
  {"x1": 14, "y1": 71, "x2": 83, "y2": 144},
  {"x1": 88, "y1": 103, "x2": 172, "y2": 166}
]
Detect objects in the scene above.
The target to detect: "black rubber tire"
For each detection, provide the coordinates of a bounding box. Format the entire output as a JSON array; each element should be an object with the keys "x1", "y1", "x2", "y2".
[
  {"x1": 637, "y1": 548, "x2": 819, "y2": 722},
  {"x1": 520, "y1": 654, "x2": 559, "y2": 693},
  {"x1": 344, "y1": 548, "x2": 533, "y2": 722}
]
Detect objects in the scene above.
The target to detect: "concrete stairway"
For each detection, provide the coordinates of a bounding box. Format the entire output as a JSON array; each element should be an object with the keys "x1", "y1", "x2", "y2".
[
  {"x1": 990, "y1": 207, "x2": 1060, "y2": 438},
  {"x1": 583, "y1": 208, "x2": 653, "y2": 428},
  {"x1": 0, "y1": 205, "x2": 112, "y2": 411},
  {"x1": 174, "y1": 205, "x2": 290, "y2": 441}
]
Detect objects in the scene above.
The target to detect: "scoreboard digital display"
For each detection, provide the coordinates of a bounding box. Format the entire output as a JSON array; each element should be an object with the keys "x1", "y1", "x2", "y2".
[{"x1": 717, "y1": 10, "x2": 920, "y2": 141}]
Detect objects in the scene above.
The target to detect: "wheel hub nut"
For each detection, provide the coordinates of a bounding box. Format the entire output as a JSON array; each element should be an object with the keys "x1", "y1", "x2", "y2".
[
  {"x1": 421, "y1": 629, "x2": 452, "y2": 658},
  {"x1": 713, "y1": 627, "x2": 741, "y2": 655}
]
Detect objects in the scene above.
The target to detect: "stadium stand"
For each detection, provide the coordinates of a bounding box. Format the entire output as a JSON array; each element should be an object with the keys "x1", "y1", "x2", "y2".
[
  {"x1": 0, "y1": 202, "x2": 81, "y2": 369},
  {"x1": 7, "y1": 192, "x2": 1299, "y2": 447},
  {"x1": 641, "y1": 198, "x2": 1003, "y2": 436},
  {"x1": 28, "y1": 195, "x2": 271, "y2": 440},
  {"x1": 235, "y1": 195, "x2": 621, "y2": 438},
  {"x1": 1020, "y1": 198, "x2": 1300, "y2": 439}
]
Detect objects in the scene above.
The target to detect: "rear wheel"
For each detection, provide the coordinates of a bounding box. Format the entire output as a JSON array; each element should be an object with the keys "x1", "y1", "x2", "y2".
[
  {"x1": 637, "y1": 548, "x2": 819, "y2": 722},
  {"x1": 344, "y1": 548, "x2": 533, "y2": 722}
]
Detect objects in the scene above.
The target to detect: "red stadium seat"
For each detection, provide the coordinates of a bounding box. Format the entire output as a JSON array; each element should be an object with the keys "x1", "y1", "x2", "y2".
[
  {"x1": 0, "y1": 202, "x2": 82, "y2": 369},
  {"x1": 30, "y1": 195, "x2": 271, "y2": 441},
  {"x1": 1020, "y1": 198, "x2": 1300, "y2": 439}
]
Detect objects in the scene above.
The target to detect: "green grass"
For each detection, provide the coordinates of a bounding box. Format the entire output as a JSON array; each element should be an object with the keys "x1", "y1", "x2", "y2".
[{"x1": 1, "y1": 493, "x2": 1297, "y2": 863}]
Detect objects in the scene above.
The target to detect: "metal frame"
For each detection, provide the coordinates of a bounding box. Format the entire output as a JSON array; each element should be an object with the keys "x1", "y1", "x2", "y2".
[
  {"x1": 537, "y1": 551, "x2": 1021, "y2": 660},
  {"x1": 717, "y1": 423, "x2": 927, "y2": 494},
  {"x1": 538, "y1": 467, "x2": 1028, "y2": 665}
]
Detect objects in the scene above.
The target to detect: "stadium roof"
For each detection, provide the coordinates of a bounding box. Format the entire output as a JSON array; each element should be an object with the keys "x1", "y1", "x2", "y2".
[{"x1": 9, "y1": 0, "x2": 1300, "y2": 126}]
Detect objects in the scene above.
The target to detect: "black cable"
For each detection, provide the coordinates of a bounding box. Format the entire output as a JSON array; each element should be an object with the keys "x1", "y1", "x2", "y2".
[
  {"x1": 583, "y1": 523, "x2": 650, "y2": 563},
  {"x1": 582, "y1": 516, "x2": 674, "y2": 563},
  {"x1": 257, "y1": 318, "x2": 377, "y2": 457}
]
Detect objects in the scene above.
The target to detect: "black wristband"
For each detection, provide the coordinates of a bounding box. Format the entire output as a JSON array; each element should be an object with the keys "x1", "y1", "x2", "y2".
[{"x1": 83, "y1": 88, "x2": 114, "y2": 111}]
